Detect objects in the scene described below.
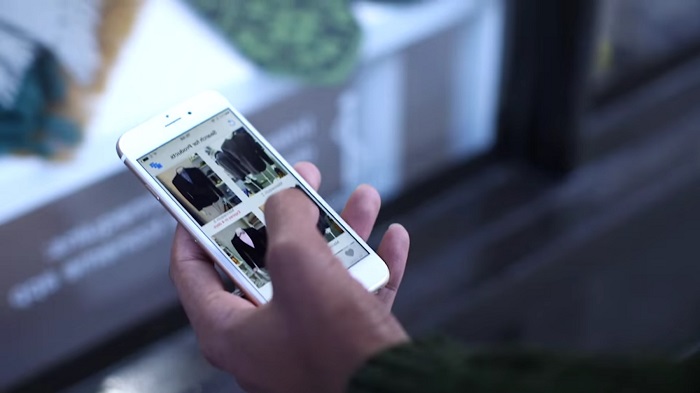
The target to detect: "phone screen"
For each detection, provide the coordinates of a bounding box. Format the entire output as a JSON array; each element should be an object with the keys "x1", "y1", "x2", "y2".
[{"x1": 138, "y1": 109, "x2": 369, "y2": 293}]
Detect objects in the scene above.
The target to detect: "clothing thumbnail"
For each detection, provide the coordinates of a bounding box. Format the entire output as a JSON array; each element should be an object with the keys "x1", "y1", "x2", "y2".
[
  {"x1": 157, "y1": 153, "x2": 242, "y2": 226},
  {"x1": 204, "y1": 127, "x2": 287, "y2": 197},
  {"x1": 213, "y1": 212, "x2": 270, "y2": 288}
]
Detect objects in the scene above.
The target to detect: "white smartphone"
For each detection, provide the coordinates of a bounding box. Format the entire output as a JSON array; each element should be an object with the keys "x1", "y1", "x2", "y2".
[{"x1": 117, "y1": 91, "x2": 389, "y2": 305}]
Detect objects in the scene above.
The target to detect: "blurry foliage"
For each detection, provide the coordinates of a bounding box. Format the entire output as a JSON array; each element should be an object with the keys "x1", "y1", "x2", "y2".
[{"x1": 188, "y1": 0, "x2": 361, "y2": 85}]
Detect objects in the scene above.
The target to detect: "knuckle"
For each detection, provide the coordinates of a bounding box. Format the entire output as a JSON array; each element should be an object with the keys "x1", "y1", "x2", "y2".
[
  {"x1": 168, "y1": 262, "x2": 177, "y2": 283},
  {"x1": 167, "y1": 255, "x2": 191, "y2": 286},
  {"x1": 195, "y1": 308, "x2": 243, "y2": 371},
  {"x1": 357, "y1": 199, "x2": 377, "y2": 218},
  {"x1": 264, "y1": 189, "x2": 291, "y2": 210},
  {"x1": 199, "y1": 333, "x2": 236, "y2": 372},
  {"x1": 199, "y1": 339, "x2": 225, "y2": 369}
]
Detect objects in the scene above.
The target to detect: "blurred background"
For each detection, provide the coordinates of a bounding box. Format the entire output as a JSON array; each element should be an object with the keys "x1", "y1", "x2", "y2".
[{"x1": 2, "y1": 0, "x2": 700, "y2": 391}]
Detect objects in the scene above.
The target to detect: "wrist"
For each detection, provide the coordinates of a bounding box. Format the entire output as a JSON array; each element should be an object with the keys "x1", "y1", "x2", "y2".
[
  {"x1": 336, "y1": 315, "x2": 410, "y2": 392},
  {"x1": 347, "y1": 337, "x2": 458, "y2": 393}
]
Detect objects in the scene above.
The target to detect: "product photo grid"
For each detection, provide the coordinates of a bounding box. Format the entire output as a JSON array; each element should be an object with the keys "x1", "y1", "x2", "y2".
[
  {"x1": 156, "y1": 153, "x2": 242, "y2": 226},
  {"x1": 212, "y1": 212, "x2": 270, "y2": 288},
  {"x1": 148, "y1": 115, "x2": 366, "y2": 293}
]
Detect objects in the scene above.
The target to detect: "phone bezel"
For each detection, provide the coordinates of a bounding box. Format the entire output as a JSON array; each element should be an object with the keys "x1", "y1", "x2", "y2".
[{"x1": 117, "y1": 91, "x2": 390, "y2": 305}]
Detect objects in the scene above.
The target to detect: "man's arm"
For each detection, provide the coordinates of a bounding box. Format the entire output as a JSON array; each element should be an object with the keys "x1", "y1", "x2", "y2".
[
  {"x1": 350, "y1": 338, "x2": 700, "y2": 393},
  {"x1": 170, "y1": 162, "x2": 411, "y2": 393}
]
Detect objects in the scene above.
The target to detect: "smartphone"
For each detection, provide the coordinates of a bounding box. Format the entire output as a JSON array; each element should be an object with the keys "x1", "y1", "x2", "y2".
[{"x1": 117, "y1": 91, "x2": 389, "y2": 305}]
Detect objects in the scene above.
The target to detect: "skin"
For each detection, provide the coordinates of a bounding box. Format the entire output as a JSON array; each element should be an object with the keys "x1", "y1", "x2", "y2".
[{"x1": 170, "y1": 162, "x2": 411, "y2": 393}]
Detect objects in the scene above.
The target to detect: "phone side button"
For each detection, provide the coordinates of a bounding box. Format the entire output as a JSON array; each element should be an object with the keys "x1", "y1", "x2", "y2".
[{"x1": 144, "y1": 184, "x2": 160, "y2": 201}]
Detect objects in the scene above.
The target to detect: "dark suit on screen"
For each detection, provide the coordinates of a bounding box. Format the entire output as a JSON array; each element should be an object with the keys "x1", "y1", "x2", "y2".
[
  {"x1": 231, "y1": 226, "x2": 268, "y2": 270},
  {"x1": 215, "y1": 150, "x2": 248, "y2": 181},
  {"x1": 172, "y1": 167, "x2": 222, "y2": 211},
  {"x1": 222, "y1": 129, "x2": 269, "y2": 174}
]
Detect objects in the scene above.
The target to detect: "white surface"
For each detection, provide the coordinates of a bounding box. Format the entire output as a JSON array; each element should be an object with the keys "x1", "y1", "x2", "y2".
[
  {"x1": 355, "y1": 0, "x2": 479, "y2": 61},
  {"x1": 0, "y1": 0, "x2": 486, "y2": 226},
  {"x1": 355, "y1": 55, "x2": 405, "y2": 198},
  {"x1": 449, "y1": 0, "x2": 505, "y2": 157}
]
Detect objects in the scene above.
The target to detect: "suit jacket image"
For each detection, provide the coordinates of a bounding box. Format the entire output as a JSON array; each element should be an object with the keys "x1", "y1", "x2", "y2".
[
  {"x1": 248, "y1": 132, "x2": 274, "y2": 165},
  {"x1": 241, "y1": 131, "x2": 275, "y2": 166},
  {"x1": 231, "y1": 226, "x2": 268, "y2": 270},
  {"x1": 222, "y1": 130, "x2": 268, "y2": 174},
  {"x1": 215, "y1": 150, "x2": 247, "y2": 181},
  {"x1": 172, "y1": 167, "x2": 222, "y2": 211}
]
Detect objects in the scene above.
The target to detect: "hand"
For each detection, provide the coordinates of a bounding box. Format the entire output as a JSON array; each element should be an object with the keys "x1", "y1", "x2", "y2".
[{"x1": 170, "y1": 162, "x2": 411, "y2": 393}]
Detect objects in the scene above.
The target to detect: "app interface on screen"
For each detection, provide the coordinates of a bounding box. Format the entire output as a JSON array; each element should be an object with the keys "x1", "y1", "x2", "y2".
[{"x1": 139, "y1": 110, "x2": 368, "y2": 290}]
